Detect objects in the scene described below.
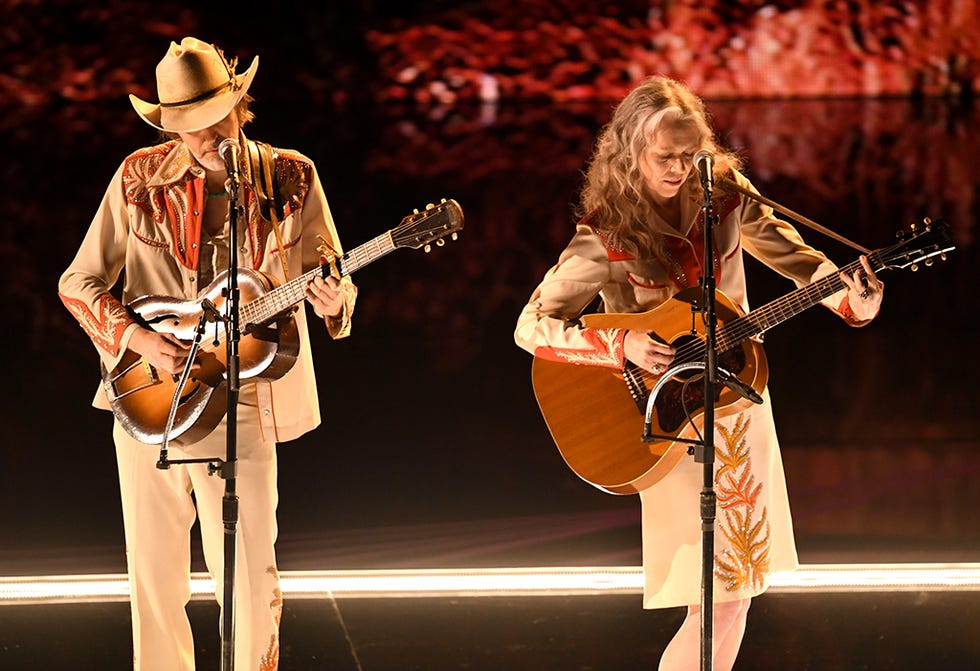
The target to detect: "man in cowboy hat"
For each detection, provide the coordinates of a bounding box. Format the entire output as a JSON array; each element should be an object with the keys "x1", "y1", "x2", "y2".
[{"x1": 59, "y1": 37, "x2": 357, "y2": 670}]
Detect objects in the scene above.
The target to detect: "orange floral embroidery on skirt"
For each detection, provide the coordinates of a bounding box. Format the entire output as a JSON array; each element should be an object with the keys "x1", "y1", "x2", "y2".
[{"x1": 713, "y1": 413, "x2": 771, "y2": 592}]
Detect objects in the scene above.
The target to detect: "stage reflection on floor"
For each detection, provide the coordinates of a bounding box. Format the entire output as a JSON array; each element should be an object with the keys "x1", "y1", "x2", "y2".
[
  {"x1": 1, "y1": 96, "x2": 978, "y2": 584},
  {"x1": 2, "y1": 589, "x2": 979, "y2": 670}
]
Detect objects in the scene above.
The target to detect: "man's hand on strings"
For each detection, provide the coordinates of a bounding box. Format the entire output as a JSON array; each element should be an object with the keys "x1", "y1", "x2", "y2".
[
  {"x1": 624, "y1": 330, "x2": 676, "y2": 376},
  {"x1": 306, "y1": 273, "x2": 345, "y2": 319},
  {"x1": 840, "y1": 255, "x2": 884, "y2": 322},
  {"x1": 129, "y1": 327, "x2": 197, "y2": 376}
]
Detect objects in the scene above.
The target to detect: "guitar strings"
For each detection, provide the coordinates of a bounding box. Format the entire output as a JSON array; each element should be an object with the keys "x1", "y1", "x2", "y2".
[
  {"x1": 197, "y1": 202, "x2": 459, "y2": 339},
  {"x1": 631, "y1": 255, "x2": 873, "y2": 389},
  {"x1": 181, "y1": 232, "x2": 398, "y2": 358},
  {"x1": 146, "y1": 203, "x2": 461, "y2": 384},
  {"x1": 240, "y1": 203, "x2": 461, "y2": 326}
]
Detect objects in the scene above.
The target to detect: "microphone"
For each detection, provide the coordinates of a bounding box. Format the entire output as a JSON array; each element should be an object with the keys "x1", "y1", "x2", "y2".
[
  {"x1": 694, "y1": 149, "x2": 714, "y2": 190},
  {"x1": 218, "y1": 137, "x2": 240, "y2": 178},
  {"x1": 716, "y1": 368, "x2": 764, "y2": 405}
]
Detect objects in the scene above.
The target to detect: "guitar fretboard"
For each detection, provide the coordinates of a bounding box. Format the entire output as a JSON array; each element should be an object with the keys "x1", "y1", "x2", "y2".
[
  {"x1": 240, "y1": 231, "x2": 396, "y2": 327},
  {"x1": 679, "y1": 254, "x2": 881, "y2": 365}
]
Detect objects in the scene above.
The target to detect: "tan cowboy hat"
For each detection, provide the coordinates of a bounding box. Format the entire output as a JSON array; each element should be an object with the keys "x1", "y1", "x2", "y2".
[{"x1": 129, "y1": 37, "x2": 258, "y2": 133}]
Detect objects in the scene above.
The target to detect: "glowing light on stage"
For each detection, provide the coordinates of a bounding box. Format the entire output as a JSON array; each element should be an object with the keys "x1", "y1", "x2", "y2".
[
  {"x1": 279, "y1": 566, "x2": 644, "y2": 599},
  {"x1": 2, "y1": 564, "x2": 979, "y2": 605},
  {"x1": 767, "y1": 564, "x2": 980, "y2": 593}
]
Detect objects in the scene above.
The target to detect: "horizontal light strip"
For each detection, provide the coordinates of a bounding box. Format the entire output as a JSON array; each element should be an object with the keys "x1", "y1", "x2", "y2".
[{"x1": 2, "y1": 563, "x2": 979, "y2": 605}]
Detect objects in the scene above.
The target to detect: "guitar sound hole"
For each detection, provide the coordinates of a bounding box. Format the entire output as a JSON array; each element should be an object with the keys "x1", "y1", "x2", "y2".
[{"x1": 653, "y1": 337, "x2": 747, "y2": 433}]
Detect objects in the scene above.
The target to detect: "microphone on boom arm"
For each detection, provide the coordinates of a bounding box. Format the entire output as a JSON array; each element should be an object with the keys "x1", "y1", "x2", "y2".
[{"x1": 694, "y1": 149, "x2": 714, "y2": 191}]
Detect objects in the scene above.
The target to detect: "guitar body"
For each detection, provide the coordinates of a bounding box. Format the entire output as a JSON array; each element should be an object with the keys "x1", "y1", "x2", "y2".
[
  {"x1": 102, "y1": 268, "x2": 299, "y2": 445},
  {"x1": 99, "y1": 198, "x2": 466, "y2": 446},
  {"x1": 530, "y1": 219, "x2": 954, "y2": 495},
  {"x1": 531, "y1": 287, "x2": 768, "y2": 495}
]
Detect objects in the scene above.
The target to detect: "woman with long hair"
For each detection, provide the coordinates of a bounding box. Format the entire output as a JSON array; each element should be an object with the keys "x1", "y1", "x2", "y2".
[{"x1": 515, "y1": 76, "x2": 883, "y2": 669}]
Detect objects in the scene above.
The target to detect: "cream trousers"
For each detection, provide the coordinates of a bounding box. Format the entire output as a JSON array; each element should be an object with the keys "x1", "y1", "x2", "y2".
[{"x1": 113, "y1": 391, "x2": 281, "y2": 671}]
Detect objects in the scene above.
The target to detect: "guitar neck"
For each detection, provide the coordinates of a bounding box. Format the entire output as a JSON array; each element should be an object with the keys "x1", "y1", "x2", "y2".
[
  {"x1": 714, "y1": 254, "x2": 882, "y2": 355},
  {"x1": 240, "y1": 231, "x2": 395, "y2": 327},
  {"x1": 336, "y1": 230, "x2": 398, "y2": 276}
]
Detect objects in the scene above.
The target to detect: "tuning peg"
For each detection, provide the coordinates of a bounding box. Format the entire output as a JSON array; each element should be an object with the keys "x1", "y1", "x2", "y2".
[
  {"x1": 440, "y1": 197, "x2": 447, "y2": 203},
  {"x1": 940, "y1": 251, "x2": 948, "y2": 261},
  {"x1": 910, "y1": 263, "x2": 919, "y2": 272},
  {"x1": 436, "y1": 238, "x2": 446, "y2": 247},
  {"x1": 425, "y1": 203, "x2": 434, "y2": 210},
  {"x1": 451, "y1": 232, "x2": 458, "y2": 241},
  {"x1": 424, "y1": 244, "x2": 432, "y2": 253},
  {"x1": 910, "y1": 222, "x2": 917, "y2": 231},
  {"x1": 413, "y1": 208, "x2": 419, "y2": 214},
  {"x1": 923, "y1": 216, "x2": 932, "y2": 225}
]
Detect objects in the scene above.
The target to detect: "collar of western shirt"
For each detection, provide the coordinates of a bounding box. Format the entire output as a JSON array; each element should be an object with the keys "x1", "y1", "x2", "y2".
[
  {"x1": 145, "y1": 141, "x2": 203, "y2": 188},
  {"x1": 146, "y1": 133, "x2": 253, "y2": 190}
]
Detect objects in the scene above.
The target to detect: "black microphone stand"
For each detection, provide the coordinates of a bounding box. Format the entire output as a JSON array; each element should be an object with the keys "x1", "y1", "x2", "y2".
[
  {"x1": 217, "y1": 167, "x2": 242, "y2": 671},
  {"x1": 153, "y1": 151, "x2": 244, "y2": 670},
  {"x1": 694, "y1": 167, "x2": 720, "y2": 671},
  {"x1": 638, "y1": 167, "x2": 877, "y2": 671},
  {"x1": 640, "y1": 164, "x2": 721, "y2": 671}
]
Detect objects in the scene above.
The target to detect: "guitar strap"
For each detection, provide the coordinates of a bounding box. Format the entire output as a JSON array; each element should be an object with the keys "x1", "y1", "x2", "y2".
[{"x1": 245, "y1": 134, "x2": 291, "y2": 281}]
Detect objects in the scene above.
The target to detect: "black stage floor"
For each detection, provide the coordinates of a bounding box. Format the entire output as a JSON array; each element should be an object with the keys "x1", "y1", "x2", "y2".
[{"x1": 2, "y1": 590, "x2": 978, "y2": 670}]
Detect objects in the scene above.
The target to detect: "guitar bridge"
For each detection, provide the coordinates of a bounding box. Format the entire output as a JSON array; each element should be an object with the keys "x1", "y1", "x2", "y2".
[{"x1": 622, "y1": 362, "x2": 649, "y2": 415}]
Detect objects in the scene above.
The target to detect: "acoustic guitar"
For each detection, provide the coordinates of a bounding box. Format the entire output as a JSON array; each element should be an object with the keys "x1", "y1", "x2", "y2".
[
  {"x1": 103, "y1": 199, "x2": 464, "y2": 445},
  {"x1": 531, "y1": 219, "x2": 954, "y2": 495}
]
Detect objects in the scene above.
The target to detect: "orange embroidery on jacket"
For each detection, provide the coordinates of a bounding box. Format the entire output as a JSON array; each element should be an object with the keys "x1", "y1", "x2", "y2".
[
  {"x1": 161, "y1": 183, "x2": 197, "y2": 269},
  {"x1": 122, "y1": 144, "x2": 171, "y2": 217},
  {"x1": 121, "y1": 143, "x2": 315, "y2": 277},
  {"x1": 122, "y1": 142, "x2": 202, "y2": 269},
  {"x1": 536, "y1": 327, "x2": 625, "y2": 368},
  {"x1": 712, "y1": 413, "x2": 771, "y2": 592},
  {"x1": 273, "y1": 149, "x2": 312, "y2": 217},
  {"x1": 661, "y1": 191, "x2": 742, "y2": 290},
  {"x1": 59, "y1": 293, "x2": 133, "y2": 357},
  {"x1": 605, "y1": 246, "x2": 635, "y2": 262},
  {"x1": 579, "y1": 213, "x2": 635, "y2": 262},
  {"x1": 244, "y1": 150, "x2": 312, "y2": 271},
  {"x1": 130, "y1": 228, "x2": 169, "y2": 249}
]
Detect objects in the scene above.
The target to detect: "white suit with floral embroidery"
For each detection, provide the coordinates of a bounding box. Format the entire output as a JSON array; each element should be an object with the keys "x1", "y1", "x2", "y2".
[
  {"x1": 516, "y1": 170, "x2": 864, "y2": 609},
  {"x1": 59, "y1": 140, "x2": 356, "y2": 669}
]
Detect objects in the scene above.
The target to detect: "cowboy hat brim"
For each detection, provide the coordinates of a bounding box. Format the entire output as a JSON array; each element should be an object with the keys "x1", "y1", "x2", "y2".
[{"x1": 129, "y1": 55, "x2": 258, "y2": 133}]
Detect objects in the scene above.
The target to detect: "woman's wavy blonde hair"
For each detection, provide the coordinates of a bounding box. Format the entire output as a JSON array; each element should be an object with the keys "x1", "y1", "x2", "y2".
[{"x1": 577, "y1": 76, "x2": 742, "y2": 258}]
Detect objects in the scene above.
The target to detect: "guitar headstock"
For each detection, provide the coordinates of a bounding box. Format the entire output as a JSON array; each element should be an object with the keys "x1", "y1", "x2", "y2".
[
  {"x1": 391, "y1": 198, "x2": 465, "y2": 252},
  {"x1": 877, "y1": 217, "x2": 955, "y2": 272}
]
